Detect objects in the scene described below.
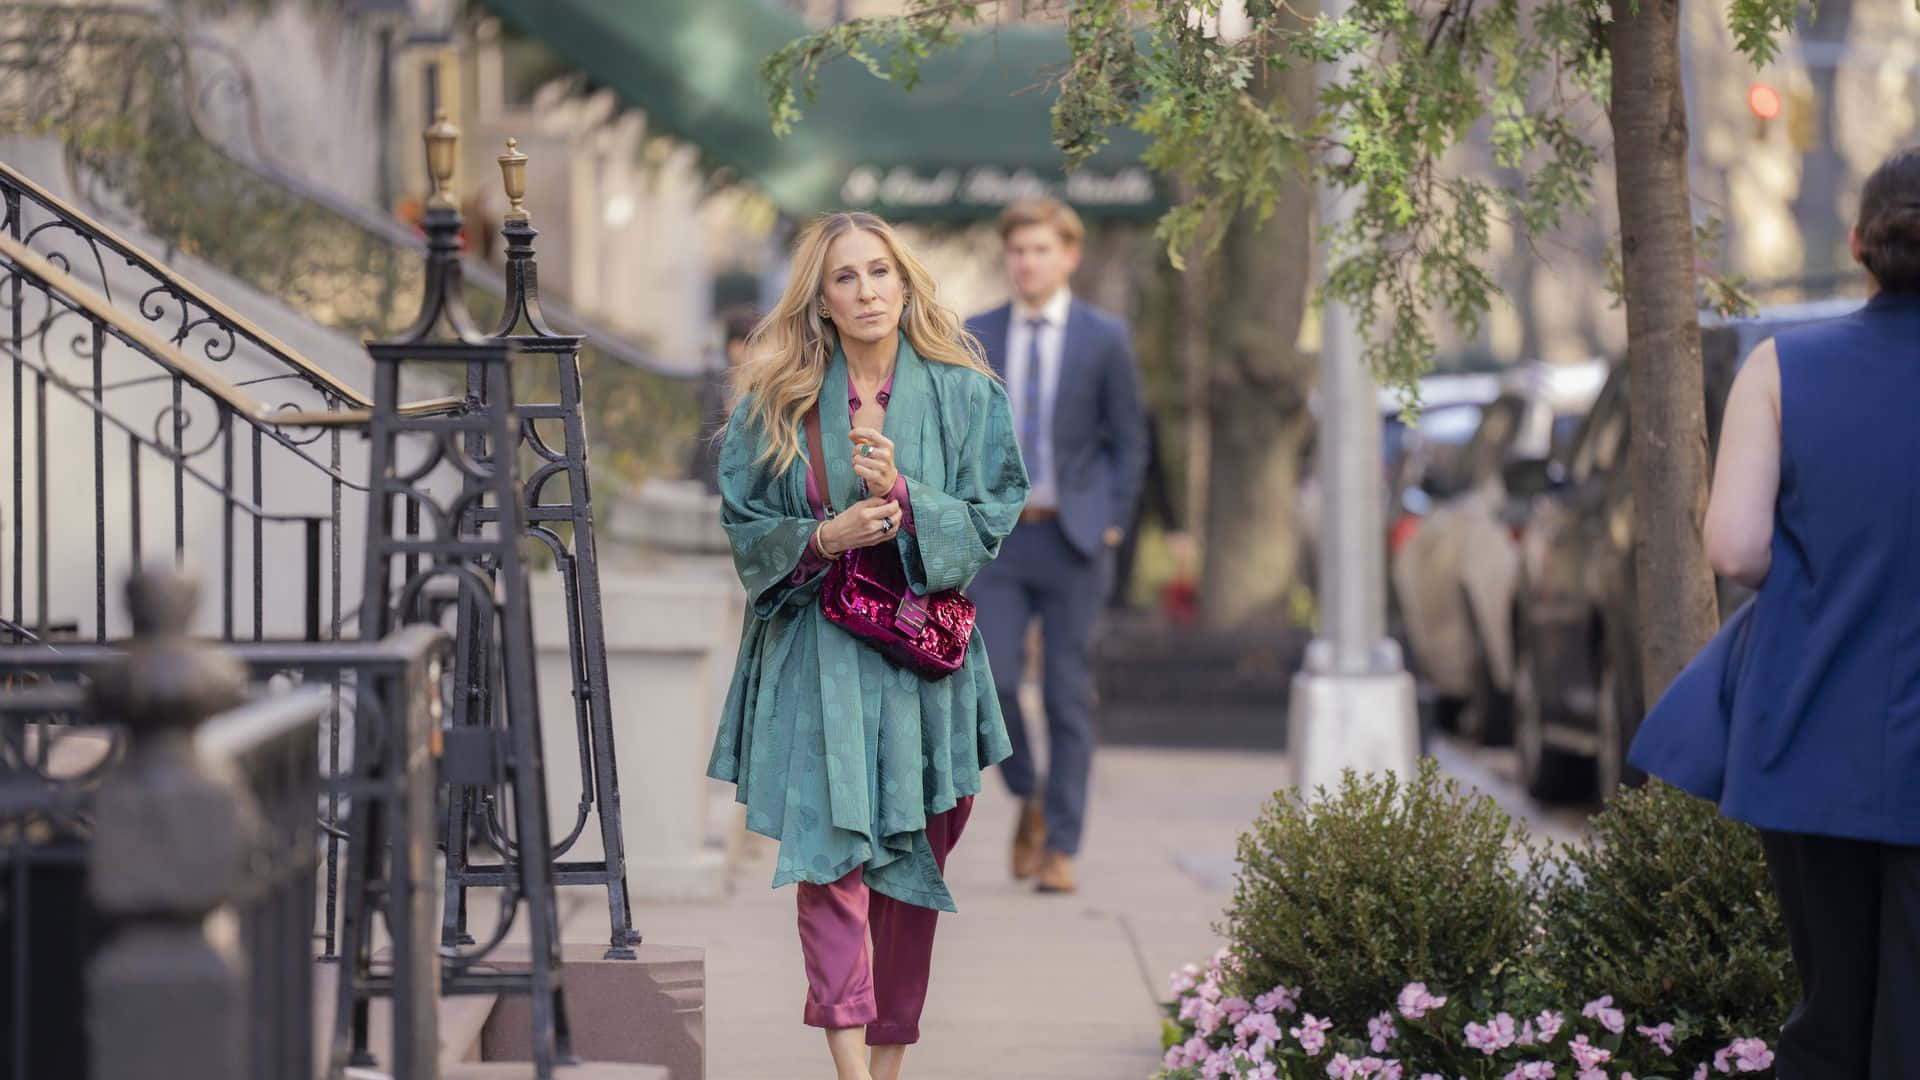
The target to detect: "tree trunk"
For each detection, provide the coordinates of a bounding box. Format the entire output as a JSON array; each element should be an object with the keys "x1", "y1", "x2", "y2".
[
  {"x1": 1196, "y1": 26, "x2": 1317, "y2": 628},
  {"x1": 1608, "y1": 0, "x2": 1720, "y2": 701}
]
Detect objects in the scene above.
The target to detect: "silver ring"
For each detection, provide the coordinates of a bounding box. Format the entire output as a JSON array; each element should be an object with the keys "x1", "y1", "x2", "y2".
[
  {"x1": 861, "y1": 444, "x2": 875, "y2": 457},
  {"x1": 881, "y1": 517, "x2": 894, "y2": 532}
]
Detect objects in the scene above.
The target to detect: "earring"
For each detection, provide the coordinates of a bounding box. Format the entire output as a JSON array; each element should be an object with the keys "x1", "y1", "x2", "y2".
[
  {"x1": 818, "y1": 306, "x2": 831, "y2": 320},
  {"x1": 902, "y1": 295, "x2": 911, "y2": 312}
]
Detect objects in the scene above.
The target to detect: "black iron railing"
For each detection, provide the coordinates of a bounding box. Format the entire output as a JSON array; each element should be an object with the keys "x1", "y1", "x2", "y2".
[
  {"x1": 0, "y1": 170, "x2": 466, "y2": 647},
  {"x1": 1, "y1": 89, "x2": 642, "y2": 1080},
  {"x1": 0, "y1": 587, "x2": 450, "y2": 1080}
]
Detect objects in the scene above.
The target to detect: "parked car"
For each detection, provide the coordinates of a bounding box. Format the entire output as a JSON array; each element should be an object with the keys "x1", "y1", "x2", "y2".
[
  {"x1": 1510, "y1": 298, "x2": 1865, "y2": 802},
  {"x1": 1390, "y1": 361, "x2": 1607, "y2": 743},
  {"x1": 1295, "y1": 372, "x2": 1503, "y2": 609}
]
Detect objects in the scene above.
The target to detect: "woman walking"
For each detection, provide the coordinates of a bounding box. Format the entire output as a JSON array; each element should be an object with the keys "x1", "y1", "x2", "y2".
[
  {"x1": 1699, "y1": 147, "x2": 1920, "y2": 1077},
  {"x1": 707, "y1": 211, "x2": 1028, "y2": 1080}
]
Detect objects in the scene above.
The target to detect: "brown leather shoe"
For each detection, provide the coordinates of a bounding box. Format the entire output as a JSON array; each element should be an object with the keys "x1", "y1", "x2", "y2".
[
  {"x1": 1011, "y1": 799, "x2": 1046, "y2": 880},
  {"x1": 1034, "y1": 851, "x2": 1078, "y2": 894}
]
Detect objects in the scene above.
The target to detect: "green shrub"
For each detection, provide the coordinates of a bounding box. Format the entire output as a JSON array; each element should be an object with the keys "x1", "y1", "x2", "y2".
[
  {"x1": 1537, "y1": 781, "x2": 1793, "y2": 1061},
  {"x1": 1220, "y1": 758, "x2": 1539, "y2": 1022}
]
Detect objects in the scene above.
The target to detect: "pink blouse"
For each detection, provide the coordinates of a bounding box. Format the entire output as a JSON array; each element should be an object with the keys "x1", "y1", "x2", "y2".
[{"x1": 791, "y1": 373, "x2": 914, "y2": 582}]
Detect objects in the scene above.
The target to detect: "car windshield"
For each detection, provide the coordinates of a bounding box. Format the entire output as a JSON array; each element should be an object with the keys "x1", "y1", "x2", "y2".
[{"x1": 1420, "y1": 404, "x2": 1485, "y2": 445}]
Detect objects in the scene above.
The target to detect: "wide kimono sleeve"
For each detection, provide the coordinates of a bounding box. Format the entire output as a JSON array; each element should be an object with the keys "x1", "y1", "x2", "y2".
[
  {"x1": 718, "y1": 398, "x2": 826, "y2": 617},
  {"x1": 898, "y1": 376, "x2": 1029, "y2": 594}
]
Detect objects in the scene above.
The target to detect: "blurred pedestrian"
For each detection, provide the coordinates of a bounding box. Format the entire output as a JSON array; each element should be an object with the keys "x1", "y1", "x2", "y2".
[
  {"x1": 1107, "y1": 413, "x2": 1188, "y2": 611},
  {"x1": 690, "y1": 308, "x2": 760, "y2": 492},
  {"x1": 966, "y1": 197, "x2": 1148, "y2": 894},
  {"x1": 707, "y1": 212, "x2": 1028, "y2": 1080},
  {"x1": 1692, "y1": 146, "x2": 1920, "y2": 1078}
]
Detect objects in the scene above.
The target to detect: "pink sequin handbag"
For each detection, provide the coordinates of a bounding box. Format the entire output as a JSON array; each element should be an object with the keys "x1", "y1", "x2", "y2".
[{"x1": 805, "y1": 405, "x2": 974, "y2": 679}]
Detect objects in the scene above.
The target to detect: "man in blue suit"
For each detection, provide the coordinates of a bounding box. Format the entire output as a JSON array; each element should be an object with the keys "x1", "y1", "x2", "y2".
[{"x1": 966, "y1": 198, "x2": 1148, "y2": 894}]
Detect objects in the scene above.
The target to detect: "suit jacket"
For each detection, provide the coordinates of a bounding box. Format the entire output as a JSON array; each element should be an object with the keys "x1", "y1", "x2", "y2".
[{"x1": 966, "y1": 298, "x2": 1148, "y2": 557}]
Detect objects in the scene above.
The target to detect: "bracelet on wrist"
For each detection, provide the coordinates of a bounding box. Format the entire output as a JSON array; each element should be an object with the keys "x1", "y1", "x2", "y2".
[{"x1": 812, "y1": 526, "x2": 842, "y2": 561}]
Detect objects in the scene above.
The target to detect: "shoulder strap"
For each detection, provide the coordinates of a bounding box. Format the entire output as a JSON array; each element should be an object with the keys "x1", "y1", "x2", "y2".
[{"x1": 803, "y1": 401, "x2": 834, "y2": 516}]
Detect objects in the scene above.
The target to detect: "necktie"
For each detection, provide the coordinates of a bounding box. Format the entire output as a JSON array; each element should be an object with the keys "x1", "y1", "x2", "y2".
[{"x1": 1019, "y1": 316, "x2": 1048, "y2": 475}]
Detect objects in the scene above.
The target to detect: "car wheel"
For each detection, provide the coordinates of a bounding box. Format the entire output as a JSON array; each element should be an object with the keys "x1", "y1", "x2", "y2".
[
  {"x1": 1514, "y1": 630, "x2": 1588, "y2": 803},
  {"x1": 1457, "y1": 598, "x2": 1513, "y2": 747}
]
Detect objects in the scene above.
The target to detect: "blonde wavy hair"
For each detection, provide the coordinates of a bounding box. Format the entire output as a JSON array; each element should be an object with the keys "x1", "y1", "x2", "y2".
[{"x1": 732, "y1": 211, "x2": 993, "y2": 472}]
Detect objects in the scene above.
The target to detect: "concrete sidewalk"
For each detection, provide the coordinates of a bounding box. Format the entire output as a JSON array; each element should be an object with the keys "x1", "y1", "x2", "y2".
[{"x1": 625, "y1": 747, "x2": 1287, "y2": 1080}]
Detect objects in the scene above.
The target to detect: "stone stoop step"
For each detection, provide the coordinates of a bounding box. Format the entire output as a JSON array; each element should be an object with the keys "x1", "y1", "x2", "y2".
[
  {"x1": 313, "y1": 959, "x2": 502, "y2": 1074},
  {"x1": 348, "y1": 1066, "x2": 668, "y2": 1080},
  {"x1": 444, "y1": 1065, "x2": 671, "y2": 1080}
]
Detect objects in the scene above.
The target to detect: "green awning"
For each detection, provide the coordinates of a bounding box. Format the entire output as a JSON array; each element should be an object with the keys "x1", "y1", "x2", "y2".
[{"x1": 479, "y1": 0, "x2": 1164, "y2": 222}]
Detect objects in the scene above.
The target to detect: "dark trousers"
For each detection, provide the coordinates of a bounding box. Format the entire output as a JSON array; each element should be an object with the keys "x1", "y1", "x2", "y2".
[
  {"x1": 1761, "y1": 829, "x2": 1920, "y2": 1079},
  {"x1": 969, "y1": 519, "x2": 1105, "y2": 856}
]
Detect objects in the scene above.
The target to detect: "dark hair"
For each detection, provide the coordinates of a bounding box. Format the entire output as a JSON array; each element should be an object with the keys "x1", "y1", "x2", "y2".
[
  {"x1": 1857, "y1": 147, "x2": 1920, "y2": 293},
  {"x1": 721, "y1": 307, "x2": 760, "y2": 347}
]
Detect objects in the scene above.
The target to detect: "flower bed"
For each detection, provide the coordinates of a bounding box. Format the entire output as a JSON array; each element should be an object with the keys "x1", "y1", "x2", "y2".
[
  {"x1": 1151, "y1": 764, "x2": 1793, "y2": 1080},
  {"x1": 1157, "y1": 948, "x2": 1777, "y2": 1080}
]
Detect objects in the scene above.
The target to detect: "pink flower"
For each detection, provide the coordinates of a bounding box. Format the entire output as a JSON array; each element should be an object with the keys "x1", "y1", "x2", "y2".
[
  {"x1": 1236, "y1": 1010, "x2": 1285, "y2": 1048},
  {"x1": 1534, "y1": 1011, "x2": 1565, "y2": 1044},
  {"x1": 1570, "y1": 1034, "x2": 1613, "y2": 1069},
  {"x1": 1714, "y1": 1038, "x2": 1775, "y2": 1073},
  {"x1": 1396, "y1": 982, "x2": 1449, "y2": 1020},
  {"x1": 1369, "y1": 1011, "x2": 1399, "y2": 1053},
  {"x1": 1376, "y1": 1062, "x2": 1404, "y2": 1080},
  {"x1": 1201, "y1": 1046, "x2": 1237, "y2": 1079},
  {"x1": 1637, "y1": 1022, "x2": 1676, "y2": 1056},
  {"x1": 1694, "y1": 1066, "x2": 1710, "y2": 1080},
  {"x1": 1464, "y1": 1019, "x2": 1504, "y2": 1055},
  {"x1": 1222, "y1": 996, "x2": 1253, "y2": 1024},
  {"x1": 1326, "y1": 1052, "x2": 1359, "y2": 1079},
  {"x1": 1199, "y1": 980, "x2": 1223, "y2": 1004},
  {"x1": 1292, "y1": 1013, "x2": 1334, "y2": 1057},
  {"x1": 1257, "y1": 985, "x2": 1302, "y2": 1015},
  {"x1": 1582, "y1": 995, "x2": 1626, "y2": 1035},
  {"x1": 1416, "y1": 1075, "x2": 1446, "y2": 1080},
  {"x1": 1196, "y1": 1000, "x2": 1225, "y2": 1038},
  {"x1": 1169, "y1": 962, "x2": 1203, "y2": 997},
  {"x1": 1174, "y1": 1036, "x2": 1210, "y2": 1067},
  {"x1": 1515, "y1": 1020, "x2": 1537, "y2": 1047},
  {"x1": 1179, "y1": 995, "x2": 1203, "y2": 1022},
  {"x1": 1503, "y1": 1063, "x2": 1555, "y2": 1080}
]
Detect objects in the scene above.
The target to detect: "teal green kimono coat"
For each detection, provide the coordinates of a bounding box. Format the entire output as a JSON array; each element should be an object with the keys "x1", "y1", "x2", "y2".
[{"x1": 707, "y1": 336, "x2": 1028, "y2": 912}]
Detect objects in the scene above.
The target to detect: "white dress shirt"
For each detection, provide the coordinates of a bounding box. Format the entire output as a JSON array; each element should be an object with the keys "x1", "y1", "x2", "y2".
[{"x1": 1005, "y1": 288, "x2": 1072, "y2": 509}]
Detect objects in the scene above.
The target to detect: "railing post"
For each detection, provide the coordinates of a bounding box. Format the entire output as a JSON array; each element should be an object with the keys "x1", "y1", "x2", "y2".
[
  {"x1": 451, "y1": 136, "x2": 638, "y2": 960},
  {"x1": 82, "y1": 568, "x2": 251, "y2": 1080}
]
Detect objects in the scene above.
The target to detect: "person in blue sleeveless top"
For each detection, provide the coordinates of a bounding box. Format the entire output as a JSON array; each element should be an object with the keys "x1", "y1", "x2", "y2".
[{"x1": 1703, "y1": 147, "x2": 1920, "y2": 1078}]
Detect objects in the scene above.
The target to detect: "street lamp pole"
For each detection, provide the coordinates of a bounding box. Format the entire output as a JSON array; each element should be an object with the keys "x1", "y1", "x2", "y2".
[{"x1": 1287, "y1": 0, "x2": 1420, "y2": 793}]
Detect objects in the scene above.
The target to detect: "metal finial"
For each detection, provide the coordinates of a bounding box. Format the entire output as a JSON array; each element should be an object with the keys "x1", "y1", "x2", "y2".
[
  {"x1": 426, "y1": 109, "x2": 459, "y2": 211},
  {"x1": 90, "y1": 567, "x2": 248, "y2": 736},
  {"x1": 126, "y1": 568, "x2": 198, "y2": 637},
  {"x1": 498, "y1": 137, "x2": 530, "y2": 224}
]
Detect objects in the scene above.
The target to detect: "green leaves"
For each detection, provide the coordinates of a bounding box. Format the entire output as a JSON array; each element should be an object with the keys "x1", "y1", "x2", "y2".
[
  {"x1": 760, "y1": 0, "x2": 1792, "y2": 396},
  {"x1": 1728, "y1": 0, "x2": 1804, "y2": 65},
  {"x1": 1223, "y1": 759, "x2": 1540, "y2": 1022},
  {"x1": 1537, "y1": 783, "x2": 1794, "y2": 1067}
]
